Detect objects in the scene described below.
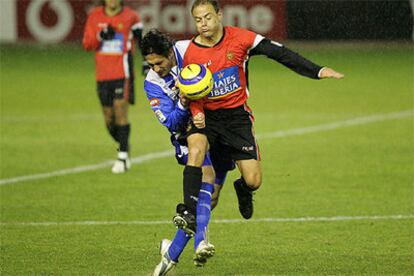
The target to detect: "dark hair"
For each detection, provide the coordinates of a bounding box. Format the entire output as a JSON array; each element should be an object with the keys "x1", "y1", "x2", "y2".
[
  {"x1": 191, "y1": 0, "x2": 220, "y2": 13},
  {"x1": 99, "y1": 0, "x2": 123, "y2": 6},
  {"x1": 141, "y1": 29, "x2": 174, "y2": 57}
]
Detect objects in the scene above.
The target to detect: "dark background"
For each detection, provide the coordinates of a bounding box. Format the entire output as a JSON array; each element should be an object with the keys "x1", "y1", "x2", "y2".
[{"x1": 286, "y1": 0, "x2": 413, "y2": 40}]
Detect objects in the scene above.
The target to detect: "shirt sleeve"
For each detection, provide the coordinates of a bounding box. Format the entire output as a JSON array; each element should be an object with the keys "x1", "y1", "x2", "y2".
[
  {"x1": 82, "y1": 12, "x2": 100, "y2": 51},
  {"x1": 236, "y1": 27, "x2": 264, "y2": 52},
  {"x1": 131, "y1": 11, "x2": 144, "y2": 50},
  {"x1": 249, "y1": 38, "x2": 323, "y2": 79},
  {"x1": 189, "y1": 100, "x2": 204, "y2": 117},
  {"x1": 144, "y1": 80, "x2": 189, "y2": 133}
]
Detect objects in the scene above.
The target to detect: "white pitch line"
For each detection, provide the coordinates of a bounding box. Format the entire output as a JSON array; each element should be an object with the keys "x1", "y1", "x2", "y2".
[
  {"x1": 256, "y1": 109, "x2": 413, "y2": 139},
  {"x1": 0, "y1": 150, "x2": 174, "y2": 186},
  {"x1": 0, "y1": 109, "x2": 412, "y2": 186},
  {"x1": 1, "y1": 214, "x2": 413, "y2": 227}
]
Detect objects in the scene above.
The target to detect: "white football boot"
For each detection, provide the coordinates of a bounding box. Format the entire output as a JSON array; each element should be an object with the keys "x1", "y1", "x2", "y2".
[
  {"x1": 193, "y1": 240, "x2": 215, "y2": 267},
  {"x1": 111, "y1": 158, "x2": 131, "y2": 174},
  {"x1": 152, "y1": 239, "x2": 176, "y2": 276}
]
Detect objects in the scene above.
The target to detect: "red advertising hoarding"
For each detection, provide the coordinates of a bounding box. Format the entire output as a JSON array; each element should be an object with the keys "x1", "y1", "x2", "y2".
[{"x1": 14, "y1": 0, "x2": 286, "y2": 43}]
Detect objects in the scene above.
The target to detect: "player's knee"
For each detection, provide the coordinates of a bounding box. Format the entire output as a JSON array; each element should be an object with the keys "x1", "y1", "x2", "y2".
[
  {"x1": 188, "y1": 145, "x2": 203, "y2": 157},
  {"x1": 244, "y1": 172, "x2": 262, "y2": 191},
  {"x1": 187, "y1": 146, "x2": 205, "y2": 166},
  {"x1": 114, "y1": 114, "x2": 128, "y2": 125}
]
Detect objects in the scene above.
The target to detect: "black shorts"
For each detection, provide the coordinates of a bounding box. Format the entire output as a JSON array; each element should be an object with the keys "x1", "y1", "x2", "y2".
[
  {"x1": 174, "y1": 122, "x2": 236, "y2": 172},
  {"x1": 209, "y1": 142, "x2": 236, "y2": 173},
  {"x1": 97, "y1": 78, "x2": 135, "y2": 107},
  {"x1": 195, "y1": 104, "x2": 260, "y2": 161},
  {"x1": 173, "y1": 131, "x2": 236, "y2": 173}
]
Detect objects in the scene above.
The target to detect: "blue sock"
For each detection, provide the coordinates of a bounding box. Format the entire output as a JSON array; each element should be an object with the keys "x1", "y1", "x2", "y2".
[
  {"x1": 194, "y1": 182, "x2": 214, "y2": 250},
  {"x1": 168, "y1": 229, "x2": 191, "y2": 262}
]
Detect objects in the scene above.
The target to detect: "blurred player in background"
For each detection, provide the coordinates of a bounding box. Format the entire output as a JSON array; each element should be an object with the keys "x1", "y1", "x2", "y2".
[
  {"x1": 184, "y1": 0, "x2": 344, "y2": 219},
  {"x1": 83, "y1": 0, "x2": 148, "y2": 173},
  {"x1": 141, "y1": 29, "x2": 234, "y2": 275}
]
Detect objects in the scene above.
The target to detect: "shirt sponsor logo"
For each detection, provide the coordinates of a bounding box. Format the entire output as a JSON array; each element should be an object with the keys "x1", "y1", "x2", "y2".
[
  {"x1": 208, "y1": 66, "x2": 241, "y2": 99},
  {"x1": 100, "y1": 33, "x2": 123, "y2": 54},
  {"x1": 155, "y1": 110, "x2": 166, "y2": 123},
  {"x1": 149, "y1": 98, "x2": 160, "y2": 107}
]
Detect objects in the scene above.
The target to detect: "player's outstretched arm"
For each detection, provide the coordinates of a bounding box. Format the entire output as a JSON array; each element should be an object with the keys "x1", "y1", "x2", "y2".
[
  {"x1": 319, "y1": 67, "x2": 344, "y2": 79},
  {"x1": 250, "y1": 38, "x2": 344, "y2": 80}
]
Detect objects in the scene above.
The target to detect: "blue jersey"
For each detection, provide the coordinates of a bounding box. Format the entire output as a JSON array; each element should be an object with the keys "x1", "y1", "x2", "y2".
[
  {"x1": 144, "y1": 41, "x2": 212, "y2": 166},
  {"x1": 144, "y1": 43, "x2": 188, "y2": 134}
]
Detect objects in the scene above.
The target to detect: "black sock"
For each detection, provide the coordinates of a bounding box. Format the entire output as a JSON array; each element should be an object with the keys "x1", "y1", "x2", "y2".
[
  {"x1": 116, "y1": 124, "x2": 130, "y2": 152},
  {"x1": 107, "y1": 124, "x2": 118, "y2": 142},
  {"x1": 183, "y1": 165, "x2": 202, "y2": 214}
]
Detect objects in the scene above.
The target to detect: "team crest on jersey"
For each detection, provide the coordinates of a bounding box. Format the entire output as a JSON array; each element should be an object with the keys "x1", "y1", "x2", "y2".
[
  {"x1": 226, "y1": 51, "x2": 234, "y2": 60},
  {"x1": 117, "y1": 23, "x2": 123, "y2": 30},
  {"x1": 149, "y1": 98, "x2": 160, "y2": 107},
  {"x1": 208, "y1": 66, "x2": 241, "y2": 99}
]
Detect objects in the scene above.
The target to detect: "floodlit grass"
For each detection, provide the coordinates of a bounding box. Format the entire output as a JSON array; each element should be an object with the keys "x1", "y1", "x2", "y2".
[{"x1": 1, "y1": 43, "x2": 413, "y2": 275}]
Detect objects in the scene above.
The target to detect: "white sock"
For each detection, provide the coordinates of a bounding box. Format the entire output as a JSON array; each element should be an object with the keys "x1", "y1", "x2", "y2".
[{"x1": 118, "y1": 151, "x2": 128, "y2": 160}]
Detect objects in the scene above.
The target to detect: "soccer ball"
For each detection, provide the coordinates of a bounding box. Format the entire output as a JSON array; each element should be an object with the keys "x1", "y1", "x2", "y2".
[{"x1": 177, "y1": 64, "x2": 214, "y2": 100}]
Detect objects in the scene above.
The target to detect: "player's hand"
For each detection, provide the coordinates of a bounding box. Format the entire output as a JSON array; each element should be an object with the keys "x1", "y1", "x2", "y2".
[
  {"x1": 193, "y1": 112, "x2": 205, "y2": 129},
  {"x1": 99, "y1": 25, "x2": 115, "y2": 40},
  {"x1": 178, "y1": 92, "x2": 190, "y2": 108},
  {"x1": 142, "y1": 61, "x2": 150, "y2": 76},
  {"x1": 319, "y1": 67, "x2": 344, "y2": 79}
]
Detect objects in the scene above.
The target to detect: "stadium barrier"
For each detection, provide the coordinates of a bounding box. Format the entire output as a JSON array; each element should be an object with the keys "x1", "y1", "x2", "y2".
[{"x1": 0, "y1": 0, "x2": 412, "y2": 43}]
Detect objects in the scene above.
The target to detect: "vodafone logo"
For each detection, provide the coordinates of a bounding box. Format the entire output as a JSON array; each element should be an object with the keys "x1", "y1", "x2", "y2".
[
  {"x1": 26, "y1": 0, "x2": 74, "y2": 43},
  {"x1": 7, "y1": 0, "x2": 285, "y2": 43}
]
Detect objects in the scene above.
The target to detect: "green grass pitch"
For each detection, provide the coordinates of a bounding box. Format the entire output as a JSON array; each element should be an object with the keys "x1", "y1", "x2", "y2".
[{"x1": 0, "y1": 42, "x2": 413, "y2": 275}]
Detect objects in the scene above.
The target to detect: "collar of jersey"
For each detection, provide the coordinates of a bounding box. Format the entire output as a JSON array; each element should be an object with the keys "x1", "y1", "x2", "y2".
[{"x1": 192, "y1": 26, "x2": 226, "y2": 48}]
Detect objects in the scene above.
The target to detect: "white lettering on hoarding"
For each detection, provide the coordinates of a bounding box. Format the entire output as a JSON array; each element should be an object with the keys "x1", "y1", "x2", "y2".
[
  {"x1": 249, "y1": 5, "x2": 274, "y2": 33},
  {"x1": 20, "y1": 0, "x2": 275, "y2": 42},
  {"x1": 223, "y1": 6, "x2": 248, "y2": 28},
  {"x1": 26, "y1": 0, "x2": 73, "y2": 43},
  {"x1": 0, "y1": 0, "x2": 17, "y2": 42},
  {"x1": 139, "y1": 0, "x2": 274, "y2": 34},
  {"x1": 161, "y1": 5, "x2": 186, "y2": 33}
]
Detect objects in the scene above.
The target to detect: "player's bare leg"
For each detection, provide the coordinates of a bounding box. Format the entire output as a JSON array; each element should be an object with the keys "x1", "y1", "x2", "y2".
[
  {"x1": 102, "y1": 106, "x2": 117, "y2": 142},
  {"x1": 187, "y1": 133, "x2": 208, "y2": 167},
  {"x1": 111, "y1": 98, "x2": 131, "y2": 173},
  {"x1": 211, "y1": 184, "x2": 223, "y2": 209},
  {"x1": 237, "y1": 159, "x2": 262, "y2": 190},
  {"x1": 233, "y1": 159, "x2": 262, "y2": 219}
]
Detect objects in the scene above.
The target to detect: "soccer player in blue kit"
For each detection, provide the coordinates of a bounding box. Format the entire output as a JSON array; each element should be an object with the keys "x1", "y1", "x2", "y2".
[{"x1": 142, "y1": 29, "x2": 233, "y2": 275}]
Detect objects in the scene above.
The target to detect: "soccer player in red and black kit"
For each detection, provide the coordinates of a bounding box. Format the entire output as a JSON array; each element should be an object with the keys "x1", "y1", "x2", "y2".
[
  {"x1": 181, "y1": 0, "x2": 344, "y2": 220},
  {"x1": 83, "y1": 0, "x2": 147, "y2": 173}
]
